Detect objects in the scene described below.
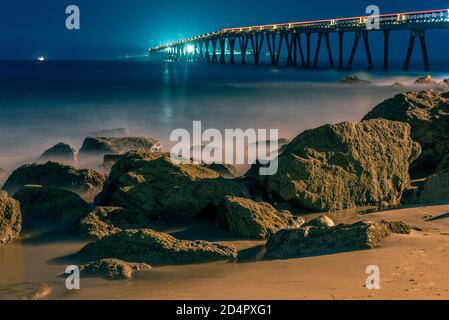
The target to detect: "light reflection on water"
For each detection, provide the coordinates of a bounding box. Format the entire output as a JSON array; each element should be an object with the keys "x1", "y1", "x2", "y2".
[{"x1": 0, "y1": 60, "x2": 440, "y2": 175}]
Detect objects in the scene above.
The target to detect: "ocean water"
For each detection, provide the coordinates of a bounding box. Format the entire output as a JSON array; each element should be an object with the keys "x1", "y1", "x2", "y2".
[
  {"x1": 1, "y1": 59, "x2": 449, "y2": 299},
  {"x1": 0, "y1": 59, "x2": 448, "y2": 175}
]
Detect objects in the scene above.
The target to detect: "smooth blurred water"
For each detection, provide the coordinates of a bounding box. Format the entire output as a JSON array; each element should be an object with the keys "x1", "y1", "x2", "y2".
[{"x1": 1, "y1": 60, "x2": 448, "y2": 173}]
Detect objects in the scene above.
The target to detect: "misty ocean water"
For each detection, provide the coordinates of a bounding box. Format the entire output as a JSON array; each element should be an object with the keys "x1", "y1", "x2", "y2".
[
  {"x1": 1, "y1": 59, "x2": 449, "y2": 299},
  {"x1": 0, "y1": 59, "x2": 448, "y2": 174}
]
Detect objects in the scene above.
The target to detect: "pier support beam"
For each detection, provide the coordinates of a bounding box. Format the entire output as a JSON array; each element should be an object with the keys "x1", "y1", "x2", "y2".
[
  {"x1": 228, "y1": 36, "x2": 236, "y2": 64},
  {"x1": 219, "y1": 37, "x2": 226, "y2": 64},
  {"x1": 267, "y1": 32, "x2": 284, "y2": 66},
  {"x1": 404, "y1": 29, "x2": 430, "y2": 71},
  {"x1": 383, "y1": 30, "x2": 390, "y2": 71},
  {"x1": 198, "y1": 41, "x2": 204, "y2": 62},
  {"x1": 238, "y1": 35, "x2": 249, "y2": 64},
  {"x1": 403, "y1": 31, "x2": 416, "y2": 71},
  {"x1": 347, "y1": 31, "x2": 361, "y2": 68},
  {"x1": 419, "y1": 30, "x2": 430, "y2": 71},
  {"x1": 313, "y1": 32, "x2": 323, "y2": 68},
  {"x1": 306, "y1": 33, "x2": 311, "y2": 68},
  {"x1": 324, "y1": 32, "x2": 334, "y2": 68},
  {"x1": 362, "y1": 31, "x2": 373, "y2": 70},
  {"x1": 338, "y1": 32, "x2": 344, "y2": 69},
  {"x1": 296, "y1": 33, "x2": 306, "y2": 67},
  {"x1": 250, "y1": 33, "x2": 264, "y2": 65},
  {"x1": 204, "y1": 40, "x2": 211, "y2": 63},
  {"x1": 211, "y1": 38, "x2": 218, "y2": 64},
  {"x1": 285, "y1": 33, "x2": 296, "y2": 66}
]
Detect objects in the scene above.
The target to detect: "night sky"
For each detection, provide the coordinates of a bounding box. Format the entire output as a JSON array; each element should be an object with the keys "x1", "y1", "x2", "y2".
[{"x1": 1, "y1": 0, "x2": 448, "y2": 60}]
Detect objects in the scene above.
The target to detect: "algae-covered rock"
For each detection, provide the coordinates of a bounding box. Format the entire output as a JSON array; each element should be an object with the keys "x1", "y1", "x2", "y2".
[
  {"x1": 406, "y1": 171, "x2": 449, "y2": 205},
  {"x1": 95, "y1": 152, "x2": 249, "y2": 218},
  {"x1": 13, "y1": 185, "x2": 92, "y2": 230},
  {"x1": 414, "y1": 75, "x2": 436, "y2": 85},
  {"x1": 363, "y1": 91, "x2": 449, "y2": 176},
  {"x1": 2, "y1": 162, "x2": 106, "y2": 202},
  {"x1": 218, "y1": 196, "x2": 304, "y2": 239},
  {"x1": 0, "y1": 191, "x2": 22, "y2": 246},
  {"x1": 265, "y1": 220, "x2": 406, "y2": 259},
  {"x1": 78, "y1": 136, "x2": 160, "y2": 159},
  {"x1": 339, "y1": 75, "x2": 373, "y2": 85},
  {"x1": 75, "y1": 229, "x2": 237, "y2": 265},
  {"x1": 79, "y1": 207, "x2": 121, "y2": 240},
  {"x1": 79, "y1": 258, "x2": 151, "y2": 280},
  {"x1": 78, "y1": 206, "x2": 154, "y2": 240},
  {"x1": 37, "y1": 143, "x2": 76, "y2": 165},
  {"x1": 265, "y1": 119, "x2": 420, "y2": 211},
  {"x1": 382, "y1": 220, "x2": 411, "y2": 235},
  {"x1": 102, "y1": 154, "x2": 125, "y2": 171}
]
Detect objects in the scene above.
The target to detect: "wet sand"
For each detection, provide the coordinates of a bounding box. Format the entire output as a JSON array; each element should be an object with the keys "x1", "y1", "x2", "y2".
[{"x1": 2, "y1": 204, "x2": 449, "y2": 300}]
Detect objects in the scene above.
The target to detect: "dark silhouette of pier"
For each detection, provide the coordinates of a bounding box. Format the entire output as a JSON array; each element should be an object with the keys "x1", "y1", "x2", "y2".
[{"x1": 150, "y1": 9, "x2": 449, "y2": 71}]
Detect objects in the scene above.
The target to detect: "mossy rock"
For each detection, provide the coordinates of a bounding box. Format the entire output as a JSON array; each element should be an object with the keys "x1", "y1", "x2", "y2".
[
  {"x1": 75, "y1": 229, "x2": 237, "y2": 266},
  {"x1": 218, "y1": 196, "x2": 304, "y2": 239},
  {"x1": 265, "y1": 119, "x2": 420, "y2": 211},
  {"x1": 95, "y1": 151, "x2": 250, "y2": 219},
  {"x1": 13, "y1": 185, "x2": 92, "y2": 230},
  {"x1": 2, "y1": 161, "x2": 106, "y2": 202},
  {"x1": 0, "y1": 191, "x2": 22, "y2": 246}
]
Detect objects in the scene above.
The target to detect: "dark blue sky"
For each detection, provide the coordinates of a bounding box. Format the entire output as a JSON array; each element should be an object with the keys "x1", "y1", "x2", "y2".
[{"x1": 1, "y1": 0, "x2": 448, "y2": 59}]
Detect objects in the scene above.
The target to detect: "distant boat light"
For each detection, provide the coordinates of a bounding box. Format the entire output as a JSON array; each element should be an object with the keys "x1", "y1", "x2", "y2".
[{"x1": 37, "y1": 56, "x2": 45, "y2": 61}]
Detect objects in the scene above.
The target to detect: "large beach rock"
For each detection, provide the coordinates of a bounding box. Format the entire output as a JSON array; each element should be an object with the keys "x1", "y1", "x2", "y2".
[
  {"x1": 414, "y1": 75, "x2": 437, "y2": 86},
  {"x1": 37, "y1": 143, "x2": 76, "y2": 165},
  {"x1": 75, "y1": 229, "x2": 237, "y2": 265},
  {"x1": 265, "y1": 119, "x2": 420, "y2": 211},
  {"x1": 363, "y1": 91, "x2": 449, "y2": 176},
  {"x1": 79, "y1": 206, "x2": 153, "y2": 240},
  {"x1": 265, "y1": 220, "x2": 410, "y2": 259},
  {"x1": 95, "y1": 152, "x2": 250, "y2": 219},
  {"x1": 102, "y1": 154, "x2": 124, "y2": 171},
  {"x1": 436, "y1": 155, "x2": 449, "y2": 173},
  {"x1": 404, "y1": 170, "x2": 449, "y2": 204},
  {"x1": 13, "y1": 185, "x2": 92, "y2": 229},
  {"x1": 0, "y1": 167, "x2": 5, "y2": 179},
  {"x1": 13, "y1": 186, "x2": 92, "y2": 230},
  {"x1": 339, "y1": 75, "x2": 372, "y2": 85},
  {"x1": 79, "y1": 258, "x2": 151, "y2": 280},
  {"x1": 0, "y1": 191, "x2": 22, "y2": 246},
  {"x1": 78, "y1": 136, "x2": 161, "y2": 159},
  {"x1": 218, "y1": 196, "x2": 304, "y2": 239},
  {"x1": 2, "y1": 162, "x2": 106, "y2": 202}
]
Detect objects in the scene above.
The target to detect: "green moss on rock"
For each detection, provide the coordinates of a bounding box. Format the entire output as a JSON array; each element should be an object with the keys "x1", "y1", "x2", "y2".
[
  {"x1": 0, "y1": 191, "x2": 22, "y2": 246},
  {"x1": 75, "y1": 228, "x2": 237, "y2": 265},
  {"x1": 219, "y1": 196, "x2": 304, "y2": 239},
  {"x1": 95, "y1": 152, "x2": 249, "y2": 218},
  {"x1": 265, "y1": 119, "x2": 420, "y2": 211}
]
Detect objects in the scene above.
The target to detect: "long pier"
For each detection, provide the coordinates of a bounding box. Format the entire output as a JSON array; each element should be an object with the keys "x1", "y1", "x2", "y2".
[{"x1": 149, "y1": 9, "x2": 449, "y2": 71}]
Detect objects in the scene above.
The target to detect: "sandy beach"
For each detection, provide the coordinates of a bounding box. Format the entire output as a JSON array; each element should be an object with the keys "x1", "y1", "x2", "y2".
[{"x1": 1, "y1": 203, "x2": 449, "y2": 300}]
